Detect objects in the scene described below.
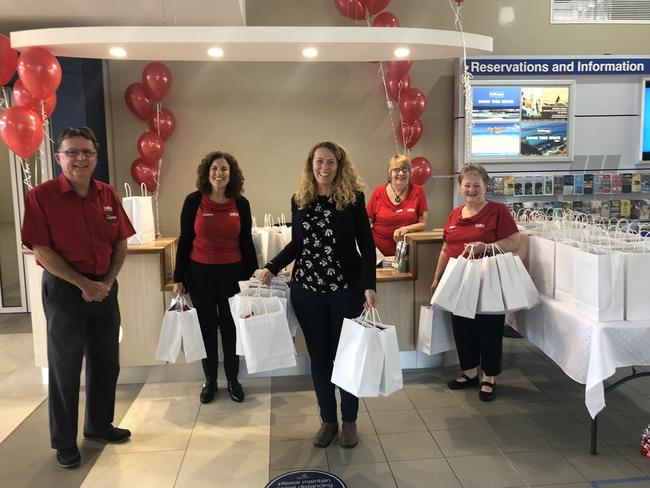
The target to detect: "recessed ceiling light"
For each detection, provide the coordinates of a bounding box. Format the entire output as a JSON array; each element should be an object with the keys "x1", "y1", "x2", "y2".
[
  {"x1": 302, "y1": 47, "x2": 318, "y2": 58},
  {"x1": 207, "y1": 47, "x2": 224, "y2": 58},
  {"x1": 394, "y1": 47, "x2": 410, "y2": 58},
  {"x1": 109, "y1": 47, "x2": 127, "y2": 57}
]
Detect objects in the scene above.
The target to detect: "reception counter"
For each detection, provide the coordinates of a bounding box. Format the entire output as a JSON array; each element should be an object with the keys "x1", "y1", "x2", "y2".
[{"x1": 26, "y1": 231, "x2": 451, "y2": 376}]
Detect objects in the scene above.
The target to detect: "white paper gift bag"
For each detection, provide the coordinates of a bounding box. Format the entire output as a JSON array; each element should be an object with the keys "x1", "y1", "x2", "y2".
[
  {"x1": 572, "y1": 247, "x2": 624, "y2": 322},
  {"x1": 527, "y1": 235, "x2": 556, "y2": 298},
  {"x1": 513, "y1": 255, "x2": 540, "y2": 308},
  {"x1": 495, "y1": 252, "x2": 529, "y2": 312},
  {"x1": 331, "y1": 316, "x2": 383, "y2": 397},
  {"x1": 453, "y1": 257, "x2": 481, "y2": 319},
  {"x1": 623, "y1": 252, "x2": 650, "y2": 320},
  {"x1": 476, "y1": 255, "x2": 506, "y2": 315},
  {"x1": 416, "y1": 306, "x2": 455, "y2": 355},
  {"x1": 430, "y1": 256, "x2": 468, "y2": 311},
  {"x1": 228, "y1": 294, "x2": 289, "y2": 356},
  {"x1": 156, "y1": 296, "x2": 207, "y2": 363},
  {"x1": 364, "y1": 310, "x2": 403, "y2": 397},
  {"x1": 554, "y1": 241, "x2": 576, "y2": 303},
  {"x1": 236, "y1": 296, "x2": 296, "y2": 373},
  {"x1": 123, "y1": 183, "x2": 156, "y2": 245}
]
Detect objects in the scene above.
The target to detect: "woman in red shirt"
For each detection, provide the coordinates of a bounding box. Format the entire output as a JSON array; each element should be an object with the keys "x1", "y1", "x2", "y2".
[
  {"x1": 431, "y1": 164, "x2": 519, "y2": 402},
  {"x1": 173, "y1": 151, "x2": 257, "y2": 405},
  {"x1": 367, "y1": 155, "x2": 428, "y2": 256}
]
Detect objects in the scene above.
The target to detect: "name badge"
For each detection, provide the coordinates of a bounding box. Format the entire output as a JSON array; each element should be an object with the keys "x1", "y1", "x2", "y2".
[
  {"x1": 395, "y1": 209, "x2": 403, "y2": 213},
  {"x1": 475, "y1": 223, "x2": 485, "y2": 228},
  {"x1": 105, "y1": 214, "x2": 118, "y2": 221},
  {"x1": 406, "y1": 208, "x2": 415, "y2": 213},
  {"x1": 202, "y1": 213, "x2": 214, "y2": 217},
  {"x1": 229, "y1": 212, "x2": 240, "y2": 217}
]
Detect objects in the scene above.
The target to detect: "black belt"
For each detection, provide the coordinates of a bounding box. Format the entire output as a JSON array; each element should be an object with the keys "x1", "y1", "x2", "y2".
[{"x1": 82, "y1": 273, "x2": 105, "y2": 281}]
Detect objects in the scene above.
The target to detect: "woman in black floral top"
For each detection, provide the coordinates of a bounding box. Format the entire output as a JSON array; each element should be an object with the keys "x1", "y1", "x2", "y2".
[{"x1": 259, "y1": 141, "x2": 377, "y2": 450}]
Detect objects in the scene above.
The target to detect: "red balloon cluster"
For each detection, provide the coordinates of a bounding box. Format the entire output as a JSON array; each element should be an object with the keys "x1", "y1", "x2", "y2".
[
  {"x1": 333, "y1": 0, "x2": 432, "y2": 184},
  {"x1": 0, "y1": 38, "x2": 61, "y2": 160},
  {"x1": 125, "y1": 62, "x2": 175, "y2": 192}
]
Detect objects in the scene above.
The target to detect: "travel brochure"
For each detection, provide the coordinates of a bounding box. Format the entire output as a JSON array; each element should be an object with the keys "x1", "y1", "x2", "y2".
[
  {"x1": 471, "y1": 85, "x2": 570, "y2": 159},
  {"x1": 505, "y1": 199, "x2": 650, "y2": 220},
  {"x1": 489, "y1": 173, "x2": 650, "y2": 197}
]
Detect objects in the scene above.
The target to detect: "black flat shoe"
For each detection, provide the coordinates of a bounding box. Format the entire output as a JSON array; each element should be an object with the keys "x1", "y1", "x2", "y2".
[
  {"x1": 200, "y1": 381, "x2": 217, "y2": 404},
  {"x1": 227, "y1": 380, "x2": 244, "y2": 403},
  {"x1": 479, "y1": 381, "x2": 496, "y2": 402},
  {"x1": 447, "y1": 373, "x2": 479, "y2": 390},
  {"x1": 56, "y1": 447, "x2": 81, "y2": 468},
  {"x1": 84, "y1": 425, "x2": 131, "y2": 443}
]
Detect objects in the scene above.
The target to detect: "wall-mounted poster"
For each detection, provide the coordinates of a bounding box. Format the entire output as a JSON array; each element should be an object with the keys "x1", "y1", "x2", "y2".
[{"x1": 468, "y1": 81, "x2": 574, "y2": 163}]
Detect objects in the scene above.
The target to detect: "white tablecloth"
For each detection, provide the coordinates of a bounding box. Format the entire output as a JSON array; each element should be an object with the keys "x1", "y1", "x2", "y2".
[{"x1": 515, "y1": 295, "x2": 650, "y2": 418}]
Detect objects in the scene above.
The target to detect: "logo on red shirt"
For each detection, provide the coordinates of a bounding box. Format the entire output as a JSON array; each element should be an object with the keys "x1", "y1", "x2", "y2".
[
  {"x1": 475, "y1": 223, "x2": 485, "y2": 228},
  {"x1": 229, "y1": 212, "x2": 239, "y2": 217},
  {"x1": 407, "y1": 208, "x2": 415, "y2": 213},
  {"x1": 202, "y1": 213, "x2": 214, "y2": 217}
]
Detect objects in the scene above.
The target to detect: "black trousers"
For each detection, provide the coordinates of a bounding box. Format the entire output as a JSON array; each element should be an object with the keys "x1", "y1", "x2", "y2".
[
  {"x1": 451, "y1": 313, "x2": 505, "y2": 377},
  {"x1": 290, "y1": 284, "x2": 365, "y2": 423},
  {"x1": 42, "y1": 270, "x2": 121, "y2": 450},
  {"x1": 187, "y1": 260, "x2": 241, "y2": 383}
]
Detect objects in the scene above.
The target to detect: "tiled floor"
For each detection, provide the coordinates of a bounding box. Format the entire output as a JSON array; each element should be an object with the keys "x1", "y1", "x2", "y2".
[{"x1": 1, "y1": 323, "x2": 649, "y2": 487}]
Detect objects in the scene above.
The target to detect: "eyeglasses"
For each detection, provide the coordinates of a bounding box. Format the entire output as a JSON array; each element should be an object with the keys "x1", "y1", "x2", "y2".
[
  {"x1": 390, "y1": 167, "x2": 410, "y2": 175},
  {"x1": 58, "y1": 149, "x2": 97, "y2": 159}
]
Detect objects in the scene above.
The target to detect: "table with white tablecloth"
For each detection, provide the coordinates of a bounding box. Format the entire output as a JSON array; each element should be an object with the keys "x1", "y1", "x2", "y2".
[{"x1": 514, "y1": 295, "x2": 650, "y2": 452}]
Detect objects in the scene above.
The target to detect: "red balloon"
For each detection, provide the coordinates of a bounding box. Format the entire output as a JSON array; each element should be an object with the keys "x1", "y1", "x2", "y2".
[
  {"x1": 0, "y1": 34, "x2": 18, "y2": 86},
  {"x1": 124, "y1": 82, "x2": 152, "y2": 120},
  {"x1": 399, "y1": 88, "x2": 427, "y2": 123},
  {"x1": 137, "y1": 131, "x2": 165, "y2": 164},
  {"x1": 334, "y1": 0, "x2": 367, "y2": 20},
  {"x1": 12, "y1": 80, "x2": 56, "y2": 118},
  {"x1": 17, "y1": 47, "x2": 62, "y2": 100},
  {"x1": 142, "y1": 62, "x2": 172, "y2": 101},
  {"x1": 386, "y1": 60, "x2": 412, "y2": 79},
  {"x1": 385, "y1": 73, "x2": 410, "y2": 101},
  {"x1": 371, "y1": 11, "x2": 399, "y2": 27},
  {"x1": 366, "y1": 0, "x2": 391, "y2": 14},
  {"x1": 411, "y1": 156, "x2": 431, "y2": 185},
  {"x1": 400, "y1": 120, "x2": 423, "y2": 149},
  {"x1": 130, "y1": 158, "x2": 159, "y2": 192},
  {"x1": 0, "y1": 107, "x2": 44, "y2": 159},
  {"x1": 148, "y1": 107, "x2": 176, "y2": 141}
]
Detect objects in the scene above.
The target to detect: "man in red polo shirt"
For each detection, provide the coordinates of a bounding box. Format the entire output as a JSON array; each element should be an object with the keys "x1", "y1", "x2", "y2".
[{"x1": 21, "y1": 127, "x2": 135, "y2": 468}]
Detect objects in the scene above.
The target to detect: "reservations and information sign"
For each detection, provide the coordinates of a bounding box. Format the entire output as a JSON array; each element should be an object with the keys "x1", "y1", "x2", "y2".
[
  {"x1": 467, "y1": 58, "x2": 650, "y2": 76},
  {"x1": 266, "y1": 470, "x2": 346, "y2": 488}
]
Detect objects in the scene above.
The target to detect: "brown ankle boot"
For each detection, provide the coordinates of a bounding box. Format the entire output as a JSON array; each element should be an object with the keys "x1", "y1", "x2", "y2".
[
  {"x1": 313, "y1": 421, "x2": 338, "y2": 448},
  {"x1": 340, "y1": 421, "x2": 358, "y2": 448}
]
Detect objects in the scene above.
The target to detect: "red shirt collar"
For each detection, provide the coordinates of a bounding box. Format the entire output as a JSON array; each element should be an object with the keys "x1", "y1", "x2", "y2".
[{"x1": 55, "y1": 173, "x2": 98, "y2": 195}]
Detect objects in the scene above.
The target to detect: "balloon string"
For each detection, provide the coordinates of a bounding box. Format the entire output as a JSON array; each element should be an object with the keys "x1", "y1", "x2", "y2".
[
  {"x1": 19, "y1": 157, "x2": 33, "y2": 190},
  {"x1": 448, "y1": 0, "x2": 473, "y2": 163},
  {"x1": 377, "y1": 62, "x2": 402, "y2": 156}
]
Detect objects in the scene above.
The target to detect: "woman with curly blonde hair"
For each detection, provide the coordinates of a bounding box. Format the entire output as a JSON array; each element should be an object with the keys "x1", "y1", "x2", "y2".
[{"x1": 259, "y1": 141, "x2": 377, "y2": 450}]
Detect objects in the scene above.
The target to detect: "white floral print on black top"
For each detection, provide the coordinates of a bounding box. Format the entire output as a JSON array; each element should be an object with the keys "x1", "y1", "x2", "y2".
[{"x1": 294, "y1": 196, "x2": 349, "y2": 293}]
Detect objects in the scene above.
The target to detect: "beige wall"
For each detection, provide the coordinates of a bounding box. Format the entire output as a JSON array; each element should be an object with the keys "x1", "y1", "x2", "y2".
[{"x1": 107, "y1": 0, "x2": 650, "y2": 237}]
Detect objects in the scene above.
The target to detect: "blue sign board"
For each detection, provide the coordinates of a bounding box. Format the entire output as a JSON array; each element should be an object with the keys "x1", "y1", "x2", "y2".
[{"x1": 467, "y1": 58, "x2": 650, "y2": 76}]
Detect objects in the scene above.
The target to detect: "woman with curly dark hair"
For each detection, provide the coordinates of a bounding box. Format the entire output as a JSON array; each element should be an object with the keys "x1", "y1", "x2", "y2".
[{"x1": 172, "y1": 151, "x2": 257, "y2": 404}]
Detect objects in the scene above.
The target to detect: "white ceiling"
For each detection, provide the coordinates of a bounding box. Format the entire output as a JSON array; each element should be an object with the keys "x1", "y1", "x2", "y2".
[{"x1": 0, "y1": 0, "x2": 246, "y2": 32}]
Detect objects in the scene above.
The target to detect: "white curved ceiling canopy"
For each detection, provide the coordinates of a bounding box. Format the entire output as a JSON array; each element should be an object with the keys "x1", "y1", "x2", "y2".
[{"x1": 11, "y1": 26, "x2": 493, "y2": 62}]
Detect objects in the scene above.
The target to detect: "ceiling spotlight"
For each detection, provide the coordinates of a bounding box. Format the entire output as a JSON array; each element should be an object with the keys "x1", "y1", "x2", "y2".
[
  {"x1": 302, "y1": 47, "x2": 318, "y2": 58},
  {"x1": 109, "y1": 47, "x2": 127, "y2": 57},
  {"x1": 394, "y1": 47, "x2": 410, "y2": 58},
  {"x1": 207, "y1": 47, "x2": 224, "y2": 58}
]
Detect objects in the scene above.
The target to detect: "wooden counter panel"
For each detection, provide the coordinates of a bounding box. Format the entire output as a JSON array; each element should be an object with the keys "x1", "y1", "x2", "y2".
[
  {"x1": 377, "y1": 280, "x2": 414, "y2": 350},
  {"x1": 117, "y1": 253, "x2": 167, "y2": 366}
]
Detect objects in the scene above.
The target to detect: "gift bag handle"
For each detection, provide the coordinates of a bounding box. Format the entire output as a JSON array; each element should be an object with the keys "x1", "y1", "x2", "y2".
[
  {"x1": 124, "y1": 182, "x2": 132, "y2": 198},
  {"x1": 140, "y1": 182, "x2": 149, "y2": 197}
]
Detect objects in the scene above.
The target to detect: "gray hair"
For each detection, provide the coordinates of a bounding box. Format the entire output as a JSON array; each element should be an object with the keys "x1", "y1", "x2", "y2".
[{"x1": 457, "y1": 164, "x2": 490, "y2": 186}]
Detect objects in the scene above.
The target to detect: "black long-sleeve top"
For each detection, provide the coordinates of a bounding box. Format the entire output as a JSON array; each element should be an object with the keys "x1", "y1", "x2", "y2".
[
  {"x1": 173, "y1": 191, "x2": 258, "y2": 286},
  {"x1": 265, "y1": 191, "x2": 376, "y2": 292}
]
